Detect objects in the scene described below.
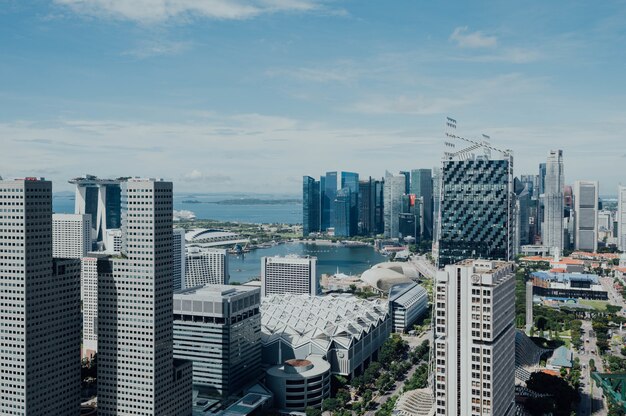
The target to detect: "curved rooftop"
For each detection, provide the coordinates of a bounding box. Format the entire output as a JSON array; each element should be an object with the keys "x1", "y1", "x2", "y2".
[
  {"x1": 361, "y1": 262, "x2": 417, "y2": 293},
  {"x1": 185, "y1": 228, "x2": 249, "y2": 247},
  {"x1": 261, "y1": 294, "x2": 389, "y2": 351}
]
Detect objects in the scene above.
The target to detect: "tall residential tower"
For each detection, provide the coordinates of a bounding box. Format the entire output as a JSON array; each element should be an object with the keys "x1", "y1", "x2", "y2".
[{"x1": 541, "y1": 150, "x2": 565, "y2": 253}]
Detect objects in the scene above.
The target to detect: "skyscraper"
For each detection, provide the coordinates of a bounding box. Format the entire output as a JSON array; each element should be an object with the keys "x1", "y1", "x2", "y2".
[
  {"x1": 173, "y1": 285, "x2": 262, "y2": 397},
  {"x1": 52, "y1": 213, "x2": 92, "y2": 258},
  {"x1": 384, "y1": 171, "x2": 406, "y2": 238},
  {"x1": 97, "y1": 178, "x2": 192, "y2": 416},
  {"x1": 542, "y1": 150, "x2": 565, "y2": 253},
  {"x1": 261, "y1": 255, "x2": 318, "y2": 297},
  {"x1": 434, "y1": 260, "x2": 516, "y2": 416},
  {"x1": 321, "y1": 171, "x2": 337, "y2": 231},
  {"x1": 437, "y1": 155, "x2": 515, "y2": 268},
  {"x1": 173, "y1": 228, "x2": 186, "y2": 291},
  {"x1": 358, "y1": 178, "x2": 375, "y2": 235},
  {"x1": 341, "y1": 171, "x2": 359, "y2": 235},
  {"x1": 400, "y1": 171, "x2": 411, "y2": 194},
  {"x1": 432, "y1": 167, "x2": 442, "y2": 243},
  {"x1": 514, "y1": 178, "x2": 531, "y2": 246},
  {"x1": 69, "y1": 174, "x2": 123, "y2": 247},
  {"x1": 334, "y1": 187, "x2": 352, "y2": 237},
  {"x1": 619, "y1": 186, "x2": 626, "y2": 251},
  {"x1": 0, "y1": 178, "x2": 81, "y2": 415},
  {"x1": 303, "y1": 176, "x2": 321, "y2": 236},
  {"x1": 574, "y1": 180, "x2": 599, "y2": 252},
  {"x1": 410, "y1": 169, "x2": 433, "y2": 240}
]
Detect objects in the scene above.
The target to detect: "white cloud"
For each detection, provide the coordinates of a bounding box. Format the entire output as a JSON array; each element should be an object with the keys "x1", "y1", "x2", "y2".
[
  {"x1": 450, "y1": 26, "x2": 497, "y2": 48},
  {"x1": 123, "y1": 39, "x2": 191, "y2": 58},
  {"x1": 53, "y1": 0, "x2": 326, "y2": 23}
]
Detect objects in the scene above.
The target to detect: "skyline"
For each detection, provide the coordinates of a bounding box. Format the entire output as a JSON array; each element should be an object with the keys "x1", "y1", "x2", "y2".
[{"x1": 1, "y1": 1, "x2": 626, "y2": 193}]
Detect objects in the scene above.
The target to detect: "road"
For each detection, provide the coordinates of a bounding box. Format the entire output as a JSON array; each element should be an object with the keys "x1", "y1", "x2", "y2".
[
  {"x1": 411, "y1": 255, "x2": 437, "y2": 280},
  {"x1": 364, "y1": 330, "x2": 432, "y2": 416},
  {"x1": 576, "y1": 320, "x2": 607, "y2": 416}
]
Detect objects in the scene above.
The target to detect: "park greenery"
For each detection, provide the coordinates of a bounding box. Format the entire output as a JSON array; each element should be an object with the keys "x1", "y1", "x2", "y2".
[
  {"x1": 321, "y1": 335, "x2": 430, "y2": 416},
  {"x1": 524, "y1": 372, "x2": 579, "y2": 416}
]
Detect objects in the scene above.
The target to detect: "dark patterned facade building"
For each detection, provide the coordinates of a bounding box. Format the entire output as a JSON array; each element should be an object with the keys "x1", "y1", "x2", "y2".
[
  {"x1": 303, "y1": 176, "x2": 321, "y2": 236},
  {"x1": 436, "y1": 156, "x2": 515, "y2": 267}
]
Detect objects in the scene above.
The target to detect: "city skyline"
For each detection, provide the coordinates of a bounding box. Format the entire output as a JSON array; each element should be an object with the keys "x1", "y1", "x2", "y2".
[{"x1": 1, "y1": 1, "x2": 626, "y2": 193}]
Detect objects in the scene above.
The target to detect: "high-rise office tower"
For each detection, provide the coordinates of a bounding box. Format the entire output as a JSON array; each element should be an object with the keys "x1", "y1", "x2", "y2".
[
  {"x1": 341, "y1": 172, "x2": 359, "y2": 235},
  {"x1": 261, "y1": 255, "x2": 318, "y2": 297},
  {"x1": 69, "y1": 174, "x2": 123, "y2": 247},
  {"x1": 374, "y1": 178, "x2": 385, "y2": 235},
  {"x1": 173, "y1": 228, "x2": 186, "y2": 291},
  {"x1": 400, "y1": 171, "x2": 411, "y2": 194},
  {"x1": 97, "y1": 178, "x2": 192, "y2": 416},
  {"x1": 411, "y1": 169, "x2": 434, "y2": 240},
  {"x1": 514, "y1": 178, "x2": 531, "y2": 246},
  {"x1": 574, "y1": 181, "x2": 599, "y2": 252},
  {"x1": 173, "y1": 285, "x2": 262, "y2": 397},
  {"x1": 541, "y1": 150, "x2": 565, "y2": 253},
  {"x1": 358, "y1": 178, "x2": 375, "y2": 235},
  {"x1": 432, "y1": 167, "x2": 442, "y2": 243},
  {"x1": 384, "y1": 171, "x2": 406, "y2": 238},
  {"x1": 437, "y1": 154, "x2": 515, "y2": 268},
  {"x1": 303, "y1": 176, "x2": 321, "y2": 236},
  {"x1": 81, "y1": 253, "x2": 110, "y2": 358},
  {"x1": 434, "y1": 260, "x2": 516, "y2": 416},
  {"x1": 321, "y1": 172, "x2": 338, "y2": 231},
  {"x1": 0, "y1": 178, "x2": 81, "y2": 415},
  {"x1": 52, "y1": 213, "x2": 92, "y2": 258},
  {"x1": 618, "y1": 186, "x2": 626, "y2": 251},
  {"x1": 334, "y1": 187, "x2": 352, "y2": 237},
  {"x1": 185, "y1": 246, "x2": 229, "y2": 288},
  {"x1": 537, "y1": 163, "x2": 547, "y2": 241},
  {"x1": 520, "y1": 175, "x2": 539, "y2": 243}
]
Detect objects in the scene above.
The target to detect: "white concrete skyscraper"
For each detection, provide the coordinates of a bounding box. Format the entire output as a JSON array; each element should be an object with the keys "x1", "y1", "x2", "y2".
[
  {"x1": 434, "y1": 260, "x2": 516, "y2": 416},
  {"x1": 541, "y1": 150, "x2": 565, "y2": 253},
  {"x1": 52, "y1": 212, "x2": 92, "y2": 258},
  {"x1": 384, "y1": 171, "x2": 406, "y2": 238},
  {"x1": 261, "y1": 255, "x2": 318, "y2": 297},
  {"x1": 0, "y1": 178, "x2": 81, "y2": 415},
  {"x1": 618, "y1": 185, "x2": 626, "y2": 252},
  {"x1": 97, "y1": 178, "x2": 192, "y2": 416},
  {"x1": 573, "y1": 180, "x2": 599, "y2": 252}
]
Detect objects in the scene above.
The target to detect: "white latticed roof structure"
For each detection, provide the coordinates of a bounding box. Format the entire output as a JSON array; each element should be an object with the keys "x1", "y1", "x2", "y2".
[
  {"x1": 260, "y1": 294, "x2": 391, "y2": 377},
  {"x1": 393, "y1": 388, "x2": 435, "y2": 416}
]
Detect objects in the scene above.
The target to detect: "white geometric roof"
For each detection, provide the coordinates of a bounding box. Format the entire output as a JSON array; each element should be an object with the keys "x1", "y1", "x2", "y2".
[{"x1": 261, "y1": 294, "x2": 389, "y2": 352}]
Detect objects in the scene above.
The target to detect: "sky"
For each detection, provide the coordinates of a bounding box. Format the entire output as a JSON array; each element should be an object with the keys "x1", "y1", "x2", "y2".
[{"x1": 0, "y1": 0, "x2": 625, "y2": 194}]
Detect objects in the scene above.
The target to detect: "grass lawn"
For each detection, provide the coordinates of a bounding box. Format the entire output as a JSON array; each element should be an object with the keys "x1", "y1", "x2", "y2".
[{"x1": 578, "y1": 299, "x2": 609, "y2": 311}]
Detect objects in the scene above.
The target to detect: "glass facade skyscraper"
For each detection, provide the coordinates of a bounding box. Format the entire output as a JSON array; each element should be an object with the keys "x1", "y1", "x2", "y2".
[
  {"x1": 410, "y1": 169, "x2": 433, "y2": 241},
  {"x1": 322, "y1": 171, "x2": 337, "y2": 231},
  {"x1": 437, "y1": 157, "x2": 515, "y2": 267},
  {"x1": 303, "y1": 176, "x2": 321, "y2": 235},
  {"x1": 334, "y1": 188, "x2": 352, "y2": 237}
]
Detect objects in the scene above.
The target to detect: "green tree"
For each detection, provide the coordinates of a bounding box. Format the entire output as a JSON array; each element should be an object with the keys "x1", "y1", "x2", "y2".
[{"x1": 305, "y1": 407, "x2": 321, "y2": 416}]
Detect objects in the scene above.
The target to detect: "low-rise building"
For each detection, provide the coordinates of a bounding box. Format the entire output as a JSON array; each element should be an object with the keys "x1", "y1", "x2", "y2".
[
  {"x1": 388, "y1": 282, "x2": 429, "y2": 333},
  {"x1": 530, "y1": 271, "x2": 607, "y2": 300},
  {"x1": 261, "y1": 294, "x2": 391, "y2": 377},
  {"x1": 265, "y1": 356, "x2": 331, "y2": 412}
]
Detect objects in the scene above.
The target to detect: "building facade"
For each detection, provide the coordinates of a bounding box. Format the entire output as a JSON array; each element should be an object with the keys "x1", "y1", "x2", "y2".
[
  {"x1": 97, "y1": 178, "x2": 192, "y2": 416},
  {"x1": 384, "y1": 171, "x2": 406, "y2": 239},
  {"x1": 185, "y1": 246, "x2": 229, "y2": 288},
  {"x1": 434, "y1": 260, "x2": 516, "y2": 416},
  {"x1": 411, "y1": 169, "x2": 433, "y2": 240},
  {"x1": 303, "y1": 176, "x2": 321, "y2": 236},
  {"x1": 618, "y1": 185, "x2": 626, "y2": 251},
  {"x1": 436, "y1": 156, "x2": 515, "y2": 268},
  {"x1": 542, "y1": 150, "x2": 565, "y2": 253},
  {"x1": 173, "y1": 285, "x2": 262, "y2": 397},
  {"x1": 69, "y1": 174, "x2": 123, "y2": 247},
  {"x1": 173, "y1": 228, "x2": 186, "y2": 291},
  {"x1": 52, "y1": 213, "x2": 92, "y2": 258},
  {"x1": 574, "y1": 180, "x2": 599, "y2": 252},
  {"x1": 0, "y1": 178, "x2": 81, "y2": 415},
  {"x1": 81, "y1": 253, "x2": 111, "y2": 358},
  {"x1": 389, "y1": 282, "x2": 429, "y2": 333},
  {"x1": 261, "y1": 255, "x2": 318, "y2": 297}
]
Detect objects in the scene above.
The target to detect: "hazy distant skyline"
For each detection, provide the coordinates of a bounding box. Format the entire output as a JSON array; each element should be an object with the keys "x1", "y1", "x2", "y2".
[{"x1": 1, "y1": 1, "x2": 625, "y2": 193}]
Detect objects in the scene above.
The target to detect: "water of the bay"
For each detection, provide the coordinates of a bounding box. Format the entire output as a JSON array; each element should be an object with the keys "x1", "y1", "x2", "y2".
[
  {"x1": 52, "y1": 193, "x2": 302, "y2": 224},
  {"x1": 229, "y1": 242, "x2": 388, "y2": 283}
]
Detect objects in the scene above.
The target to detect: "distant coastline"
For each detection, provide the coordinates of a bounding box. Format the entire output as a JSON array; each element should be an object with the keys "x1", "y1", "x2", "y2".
[{"x1": 210, "y1": 198, "x2": 301, "y2": 205}]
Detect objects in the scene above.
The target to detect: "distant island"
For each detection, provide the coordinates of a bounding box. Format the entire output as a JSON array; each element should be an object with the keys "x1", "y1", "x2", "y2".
[
  {"x1": 212, "y1": 198, "x2": 301, "y2": 205},
  {"x1": 182, "y1": 200, "x2": 202, "y2": 204}
]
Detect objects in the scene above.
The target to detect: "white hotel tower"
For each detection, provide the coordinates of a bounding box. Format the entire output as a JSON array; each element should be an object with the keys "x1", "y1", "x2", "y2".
[
  {"x1": 261, "y1": 255, "x2": 318, "y2": 297},
  {"x1": 434, "y1": 260, "x2": 516, "y2": 416}
]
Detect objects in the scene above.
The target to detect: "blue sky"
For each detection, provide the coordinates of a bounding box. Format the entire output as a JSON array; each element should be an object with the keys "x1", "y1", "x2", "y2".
[{"x1": 0, "y1": 0, "x2": 625, "y2": 194}]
